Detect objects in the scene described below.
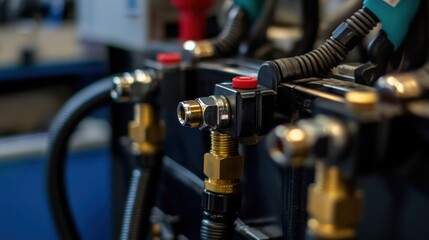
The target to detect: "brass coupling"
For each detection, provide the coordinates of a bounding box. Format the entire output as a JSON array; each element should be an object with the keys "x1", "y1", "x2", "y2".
[
  {"x1": 183, "y1": 40, "x2": 215, "y2": 60},
  {"x1": 307, "y1": 161, "x2": 362, "y2": 240},
  {"x1": 376, "y1": 73, "x2": 423, "y2": 99},
  {"x1": 129, "y1": 103, "x2": 165, "y2": 155},
  {"x1": 204, "y1": 131, "x2": 243, "y2": 194}
]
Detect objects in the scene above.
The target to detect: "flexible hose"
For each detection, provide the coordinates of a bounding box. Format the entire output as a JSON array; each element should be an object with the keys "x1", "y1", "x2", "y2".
[
  {"x1": 201, "y1": 218, "x2": 235, "y2": 240},
  {"x1": 47, "y1": 78, "x2": 113, "y2": 240},
  {"x1": 120, "y1": 154, "x2": 163, "y2": 240},
  {"x1": 258, "y1": 8, "x2": 379, "y2": 84},
  {"x1": 210, "y1": 5, "x2": 248, "y2": 57}
]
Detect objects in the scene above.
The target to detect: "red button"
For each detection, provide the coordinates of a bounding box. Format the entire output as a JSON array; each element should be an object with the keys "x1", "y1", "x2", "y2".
[
  {"x1": 157, "y1": 53, "x2": 181, "y2": 64},
  {"x1": 232, "y1": 76, "x2": 258, "y2": 89}
]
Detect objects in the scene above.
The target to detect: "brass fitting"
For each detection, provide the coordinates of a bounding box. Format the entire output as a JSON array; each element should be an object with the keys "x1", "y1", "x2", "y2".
[
  {"x1": 204, "y1": 131, "x2": 243, "y2": 194},
  {"x1": 307, "y1": 161, "x2": 362, "y2": 240},
  {"x1": 111, "y1": 69, "x2": 158, "y2": 103},
  {"x1": 177, "y1": 100, "x2": 203, "y2": 128},
  {"x1": 377, "y1": 73, "x2": 423, "y2": 99},
  {"x1": 129, "y1": 103, "x2": 165, "y2": 155},
  {"x1": 345, "y1": 90, "x2": 379, "y2": 112},
  {"x1": 183, "y1": 40, "x2": 215, "y2": 60}
]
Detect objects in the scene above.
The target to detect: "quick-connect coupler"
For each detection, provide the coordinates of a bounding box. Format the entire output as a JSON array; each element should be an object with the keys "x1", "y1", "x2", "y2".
[
  {"x1": 177, "y1": 95, "x2": 230, "y2": 130},
  {"x1": 201, "y1": 131, "x2": 243, "y2": 240}
]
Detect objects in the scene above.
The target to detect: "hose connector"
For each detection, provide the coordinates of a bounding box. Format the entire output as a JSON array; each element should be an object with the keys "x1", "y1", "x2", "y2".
[
  {"x1": 307, "y1": 161, "x2": 362, "y2": 240},
  {"x1": 129, "y1": 103, "x2": 165, "y2": 155},
  {"x1": 201, "y1": 131, "x2": 243, "y2": 240},
  {"x1": 177, "y1": 95, "x2": 230, "y2": 130},
  {"x1": 182, "y1": 6, "x2": 247, "y2": 61},
  {"x1": 267, "y1": 116, "x2": 348, "y2": 168},
  {"x1": 204, "y1": 131, "x2": 243, "y2": 194},
  {"x1": 111, "y1": 69, "x2": 159, "y2": 103}
]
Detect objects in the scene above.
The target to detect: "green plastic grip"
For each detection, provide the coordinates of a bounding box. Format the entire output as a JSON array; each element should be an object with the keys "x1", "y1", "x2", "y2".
[{"x1": 234, "y1": 0, "x2": 264, "y2": 21}]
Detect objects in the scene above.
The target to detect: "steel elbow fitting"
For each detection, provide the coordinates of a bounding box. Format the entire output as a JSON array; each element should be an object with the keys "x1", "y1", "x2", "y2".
[
  {"x1": 267, "y1": 116, "x2": 348, "y2": 168},
  {"x1": 111, "y1": 69, "x2": 158, "y2": 103},
  {"x1": 177, "y1": 95, "x2": 231, "y2": 130},
  {"x1": 266, "y1": 125, "x2": 310, "y2": 168}
]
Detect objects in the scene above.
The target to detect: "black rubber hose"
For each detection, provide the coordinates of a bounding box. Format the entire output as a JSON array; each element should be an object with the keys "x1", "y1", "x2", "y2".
[
  {"x1": 258, "y1": 8, "x2": 379, "y2": 85},
  {"x1": 201, "y1": 218, "x2": 235, "y2": 240},
  {"x1": 210, "y1": 5, "x2": 248, "y2": 57},
  {"x1": 201, "y1": 190, "x2": 241, "y2": 240},
  {"x1": 46, "y1": 78, "x2": 113, "y2": 240},
  {"x1": 120, "y1": 154, "x2": 163, "y2": 240}
]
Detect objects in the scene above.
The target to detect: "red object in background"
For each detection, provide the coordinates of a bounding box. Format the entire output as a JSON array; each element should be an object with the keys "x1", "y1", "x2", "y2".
[
  {"x1": 171, "y1": 0, "x2": 213, "y2": 41},
  {"x1": 232, "y1": 76, "x2": 258, "y2": 89},
  {"x1": 157, "y1": 53, "x2": 182, "y2": 64}
]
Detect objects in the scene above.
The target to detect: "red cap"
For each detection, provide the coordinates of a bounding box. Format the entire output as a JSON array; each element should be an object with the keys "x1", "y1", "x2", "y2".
[
  {"x1": 232, "y1": 76, "x2": 258, "y2": 89},
  {"x1": 157, "y1": 53, "x2": 181, "y2": 64},
  {"x1": 171, "y1": 0, "x2": 213, "y2": 41}
]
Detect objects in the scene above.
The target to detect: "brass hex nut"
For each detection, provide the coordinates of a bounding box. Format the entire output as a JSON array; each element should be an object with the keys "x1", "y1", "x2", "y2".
[
  {"x1": 203, "y1": 153, "x2": 244, "y2": 180},
  {"x1": 129, "y1": 121, "x2": 165, "y2": 145},
  {"x1": 307, "y1": 185, "x2": 363, "y2": 228}
]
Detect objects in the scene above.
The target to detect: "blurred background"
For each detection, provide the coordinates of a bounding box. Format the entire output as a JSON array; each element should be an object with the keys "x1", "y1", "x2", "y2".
[{"x1": 0, "y1": 0, "x2": 352, "y2": 239}]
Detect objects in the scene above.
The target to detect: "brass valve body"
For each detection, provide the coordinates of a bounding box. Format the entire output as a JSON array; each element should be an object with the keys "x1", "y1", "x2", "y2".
[
  {"x1": 307, "y1": 161, "x2": 362, "y2": 240},
  {"x1": 204, "y1": 131, "x2": 243, "y2": 194},
  {"x1": 129, "y1": 103, "x2": 165, "y2": 155}
]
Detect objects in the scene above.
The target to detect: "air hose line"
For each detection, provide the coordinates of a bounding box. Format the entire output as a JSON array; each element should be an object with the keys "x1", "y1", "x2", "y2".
[
  {"x1": 210, "y1": 6, "x2": 248, "y2": 57},
  {"x1": 120, "y1": 154, "x2": 163, "y2": 240},
  {"x1": 47, "y1": 78, "x2": 113, "y2": 240},
  {"x1": 258, "y1": 8, "x2": 379, "y2": 85}
]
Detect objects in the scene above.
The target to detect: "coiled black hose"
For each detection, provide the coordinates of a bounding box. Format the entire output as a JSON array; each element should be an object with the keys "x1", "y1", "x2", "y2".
[
  {"x1": 258, "y1": 8, "x2": 379, "y2": 85},
  {"x1": 201, "y1": 190, "x2": 241, "y2": 240},
  {"x1": 210, "y1": 5, "x2": 248, "y2": 57},
  {"x1": 120, "y1": 154, "x2": 163, "y2": 240},
  {"x1": 47, "y1": 78, "x2": 113, "y2": 240},
  {"x1": 201, "y1": 219, "x2": 235, "y2": 240}
]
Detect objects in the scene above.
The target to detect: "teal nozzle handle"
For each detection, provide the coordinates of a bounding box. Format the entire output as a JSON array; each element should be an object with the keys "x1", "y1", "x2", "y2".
[
  {"x1": 364, "y1": 0, "x2": 421, "y2": 50},
  {"x1": 234, "y1": 0, "x2": 264, "y2": 21}
]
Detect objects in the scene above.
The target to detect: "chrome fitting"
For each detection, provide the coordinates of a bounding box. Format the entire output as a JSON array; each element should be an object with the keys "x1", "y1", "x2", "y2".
[
  {"x1": 111, "y1": 69, "x2": 157, "y2": 103},
  {"x1": 267, "y1": 115, "x2": 347, "y2": 167},
  {"x1": 177, "y1": 95, "x2": 230, "y2": 130}
]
